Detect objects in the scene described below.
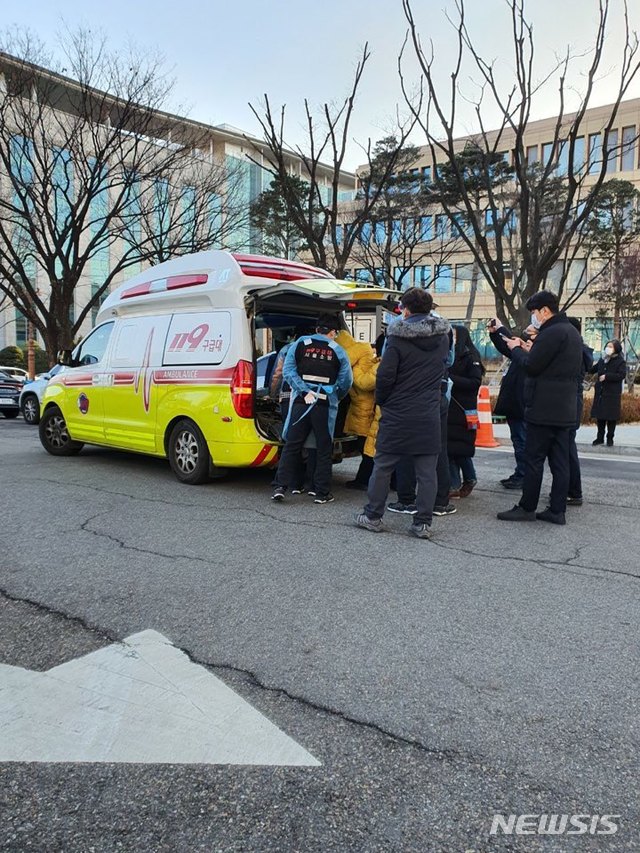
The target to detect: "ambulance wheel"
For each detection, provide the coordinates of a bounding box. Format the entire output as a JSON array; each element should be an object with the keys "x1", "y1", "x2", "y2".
[
  {"x1": 168, "y1": 419, "x2": 211, "y2": 485},
  {"x1": 39, "y1": 406, "x2": 84, "y2": 456}
]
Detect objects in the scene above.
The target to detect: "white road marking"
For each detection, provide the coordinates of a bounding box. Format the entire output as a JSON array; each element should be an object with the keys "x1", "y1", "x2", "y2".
[{"x1": 0, "y1": 629, "x2": 320, "y2": 766}]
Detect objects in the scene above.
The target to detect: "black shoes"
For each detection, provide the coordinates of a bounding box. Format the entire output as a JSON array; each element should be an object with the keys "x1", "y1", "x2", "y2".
[
  {"x1": 501, "y1": 476, "x2": 524, "y2": 490},
  {"x1": 345, "y1": 480, "x2": 368, "y2": 491},
  {"x1": 566, "y1": 496, "x2": 583, "y2": 506},
  {"x1": 314, "y1": 493, "x2": 335, "y2": 504},
  {"x1": 497, "y1": 505, "x2": 536, "y2": 521},
  {"x1": 387, "y1": 501, "x2": 418, "y2": 514},
  {"x1": 536, "y1": 507, "x2": 566, "y2": 525},
  {"x1": 607, "y1": 439, "x2": 614, "y2": 447},
  {"x1": 271, "y1": 487, "x2": 285, "y2": 502},
  {"x1": 592, "y1": 438, "x2": 604, "y2": 446},
  {"x1": 433, "y1": 504, "x2": 457, "y2": 516}
]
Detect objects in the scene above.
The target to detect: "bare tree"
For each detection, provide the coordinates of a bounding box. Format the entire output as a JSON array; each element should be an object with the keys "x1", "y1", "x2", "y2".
[
  {"x1": 247, "y1": 46, "x2": 419, "y2": 279},
  {"x1": 0, "y1": 30, "x2": 246, "y2": 361},
  {"x1": 400, "y1": 0, "x2": 640, "y2": 328}
]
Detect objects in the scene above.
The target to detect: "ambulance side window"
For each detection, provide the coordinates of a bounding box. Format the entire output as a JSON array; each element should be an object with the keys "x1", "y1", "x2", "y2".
[{"x1": 74, "y1": 322, "x2": 114, "y2": 366}]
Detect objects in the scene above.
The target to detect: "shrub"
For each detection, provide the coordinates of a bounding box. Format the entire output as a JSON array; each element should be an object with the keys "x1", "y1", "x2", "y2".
[{"x1": 0, "y1": 345, "x2": 25, "y2": 367}]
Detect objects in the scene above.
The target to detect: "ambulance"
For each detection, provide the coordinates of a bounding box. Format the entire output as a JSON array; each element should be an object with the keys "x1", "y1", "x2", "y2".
[{"x1": 39, "y1": 251, "x2": 398, "y2": 483}]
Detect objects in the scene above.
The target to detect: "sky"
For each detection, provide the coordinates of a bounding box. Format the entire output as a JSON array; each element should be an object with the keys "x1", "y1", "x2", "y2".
[{"x1": 3, "y1": 0, "x2": 640, "y2": 170}]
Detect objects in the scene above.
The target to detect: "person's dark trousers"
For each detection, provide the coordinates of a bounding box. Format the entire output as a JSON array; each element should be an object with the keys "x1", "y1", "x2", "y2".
[
  {"x1": 365, "y1": 451, "x2": 439, "y2": 526},
  {"x1": 395, "y1": 455, "x2": 417, "y2": 504},
  {"x1": 519, "y1": 423, "x2": 571, "y2": 514},
  {"x1": 394, "y1": 393, "x2": 449, "y2": 506},
  {"x1": 507, "y1": 417, "x2": 527, "y2": 480},
  {"x1": 276, "y1": 402, "x2": 333, "y2": 496},
  {"x1": 449, "y1": 456, "x2": 477, "y2": 489},
  {"x1": 434, "y1": 394, "x2": 451, "y2": 507},
  {"x1": 353, "y1": 453, "x2": 374, "y2": 485},
  {"x1": 597, "y1": 419, "x2": 617, "y2": 442},
  {"x1": 272, "y1": 401, "x2": 305, "y2": 488},
  {"x1": 568, "y1": 428, "x2": 582, "y2": 499}
]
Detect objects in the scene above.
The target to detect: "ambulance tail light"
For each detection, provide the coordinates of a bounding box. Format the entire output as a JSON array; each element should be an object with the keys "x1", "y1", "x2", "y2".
[{"x1": 231, "y1": 360, "x2": 254, "y2": 418}]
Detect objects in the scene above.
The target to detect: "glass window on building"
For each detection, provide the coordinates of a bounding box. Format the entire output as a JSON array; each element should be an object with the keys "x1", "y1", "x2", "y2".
[
  {"x1": 589, "y1": 133, "x2": 602, "y2": 174},
  {"x1": 621, "y1": 126, "x2": 637, "y2": 172},
  {"x1": 360, "y1": 221, "x2": 372, "y2": 244},
  {"x1": 91, "y1": 283, "x2": 109, "y2": 324},
  {"x1": 585, "y1": 317, "x2": 614, "y2": 353},
  {"x1": 574, "y1": 136, "x2": 585, "y2": 174},
  {"x1": 455, "y1": 263, "x2": 474, "y2": 293},
  {"x1": 557, "y1": 140, "x2": 569, "y2": 176},
  {"x1": 373, "y1": 269, "x2": 386, "y2": 285},
  {"x1": 567, "y1": 259, "x2": 587, "y2": 292},
  {"x1": 526, "y1": 145, "x2": 538, "y2": 166},
  {"x1": 392, "y1": 219, "x2": 402, "y2": 242},
  {"x1": 434, "y1": 264, "x2": 453, "y2": 293},
  {"x1": 355, "y1": 268, "x2": 371, "y2": 283},
  {"x1": 414, "y1": 265, "x2": 432, "y2": 288},
  {"x1": 435, "y1": 214, "x2": 449, "y2": 240},
  {"x1": 420, "y1": 215, "x2": 433, "y2": 241},
  {"x1": 15, "y1": 309, "x2": 27, "y2": 346},
  {"x1": 335, "y1": 224, "x2": 343, "y2": 244},
  {"x1": 545, "y1": 260, "x2": 563, "y2": 293},
  {"x1": 605, "y1": 129, "x2": 619, "y2": 174},
  {"x1": 421, "y1": 165, "x2": 431, "y2": 183},
  {"x1": 374, "y1": 221, "x2": 386, "y2": 244},
  {"x1": 541, "y1": 142, "x2": 554, "y2": 167}
]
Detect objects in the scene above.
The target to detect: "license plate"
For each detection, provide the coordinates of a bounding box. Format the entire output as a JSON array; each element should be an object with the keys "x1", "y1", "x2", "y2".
[{"x1": 0, "y1": 398, "x2": 15, "y2": 405}]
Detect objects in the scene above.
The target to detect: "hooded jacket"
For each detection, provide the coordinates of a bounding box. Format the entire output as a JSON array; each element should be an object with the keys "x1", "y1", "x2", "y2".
[{"x1": 375, "y1": 313, "x2": 450, "y2": 455}]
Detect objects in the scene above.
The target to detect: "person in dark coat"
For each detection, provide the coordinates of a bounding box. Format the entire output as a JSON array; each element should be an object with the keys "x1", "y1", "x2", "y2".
[
  {"x1": 448, "y1": 325, "x2": 484, "y2": 498},
  {"x1": 498, "y1": 291, "x2": 583, "y2": 525},
  {"x1": 488, "y1": 319, "x2": 528, "y2": 489},
  {"x1": 566, "y1": 317, "x2": 594, "y2": 504},
  {"x1": 589, "y1": 339, "x2": 626, "y2": 446},
  {"x1": 355, "y1": 287, "x2": 449, "y2": 539}
]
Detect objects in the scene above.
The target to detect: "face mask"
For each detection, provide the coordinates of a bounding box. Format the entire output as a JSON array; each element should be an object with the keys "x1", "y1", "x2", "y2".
[
  {"x1": 604, "y1": 346, "x2": 614, "y2": 356},
  {"x1": 530, "y1": 313, "x2": 542, "y2": 330}
]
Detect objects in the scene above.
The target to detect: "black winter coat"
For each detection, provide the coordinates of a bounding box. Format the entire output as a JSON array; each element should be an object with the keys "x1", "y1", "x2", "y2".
[
  {"x1": 375, "y1": 314, "x2": 450, "y2": 455},
  {"x1": 589, "y1": 355, "x2": 626, "y2": 421},
  {"x1": 447, "y1": 350, "x2": 483, "y2": 457},
  {"x1": 508, "y1": 313, "x2": 583, "y2": 427},
  {"x1": 576, "y1": 343, "x2": 594, "y2": 428},
  {"x1": 490, "y1": 327, "x2": 526, "y2": 420}
]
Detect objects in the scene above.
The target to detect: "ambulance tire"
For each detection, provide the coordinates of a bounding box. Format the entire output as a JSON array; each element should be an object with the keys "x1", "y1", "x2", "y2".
[
  {"x1": 39, "y1": 406, "x2": 84, "y2": 456},
  {"x1": 168, "y1": 419, "x2": 211, "y2": 485}
]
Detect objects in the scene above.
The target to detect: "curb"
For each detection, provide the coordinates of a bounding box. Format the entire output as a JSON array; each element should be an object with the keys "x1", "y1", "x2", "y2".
[{"x1": 494, "y1": 437, "x2": 640, "y2": 458}]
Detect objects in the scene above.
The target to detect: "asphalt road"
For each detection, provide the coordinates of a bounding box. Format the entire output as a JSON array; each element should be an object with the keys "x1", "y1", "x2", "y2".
[{"x1": 1, "y1": 417, "x2": 639, "y2": 852}]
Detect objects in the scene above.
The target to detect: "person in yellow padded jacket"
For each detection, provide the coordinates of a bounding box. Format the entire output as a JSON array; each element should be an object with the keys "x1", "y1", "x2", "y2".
[{"x1": 335, "y1": 329, "x2": 379, "y2": 490}]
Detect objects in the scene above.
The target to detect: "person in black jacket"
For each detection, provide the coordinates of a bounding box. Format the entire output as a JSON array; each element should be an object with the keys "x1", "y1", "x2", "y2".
[
  {"x1": 448, "y1": 325, "x2": 484, "y2": 498},
  {"x1": 589, "y1": 339, "x2": 626, "y2": 446},
  {"x1": 566, "y1": 317, "x2": 594, "y2": 504},
  {"x1": 497, "y1": 291, "x2": 583, "y2": 525},
  {"x1": 488, "y1": 319, "x2": 529, "y2": 489},
  {"x1": 355, "y1": 287, "x2": 449, "y2": 539}
]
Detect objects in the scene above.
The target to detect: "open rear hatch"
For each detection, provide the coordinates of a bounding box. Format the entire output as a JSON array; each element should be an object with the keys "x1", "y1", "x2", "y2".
[{"x1": 247, "y1": 279, "x2": 398, "y2": 448}]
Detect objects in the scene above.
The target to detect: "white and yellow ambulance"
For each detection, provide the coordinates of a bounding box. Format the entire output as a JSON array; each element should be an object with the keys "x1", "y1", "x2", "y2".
[{"x1": 39, "y1": 251, "x2": 397, "y2": 483}]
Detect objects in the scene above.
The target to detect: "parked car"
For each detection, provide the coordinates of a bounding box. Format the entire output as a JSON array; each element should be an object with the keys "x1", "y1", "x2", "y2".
[
  {"x1": 19, "y1": 364, "x2": 66, "y2": 425},
  {"x1": 0, "y1": 365, "x2": 28, "y2": 384},
  {"x1": 0, "y1": 371, "x2": 22, "y2": 418}
]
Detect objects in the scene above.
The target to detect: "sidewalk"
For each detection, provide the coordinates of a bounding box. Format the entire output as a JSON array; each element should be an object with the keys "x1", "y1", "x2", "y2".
[{"x1": 492, "y1": 422, "x2": 640, "y2": 456}]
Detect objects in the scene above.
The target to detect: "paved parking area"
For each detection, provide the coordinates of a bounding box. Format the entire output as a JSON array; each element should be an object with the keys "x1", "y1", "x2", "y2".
[{"x1": 1, "y1": 417, "x2": 639, "y2": 851}]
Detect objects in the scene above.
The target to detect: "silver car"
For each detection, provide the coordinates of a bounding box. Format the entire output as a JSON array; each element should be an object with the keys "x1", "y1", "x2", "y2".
[{"x1": 19, "y1": 364, "x2": 67, "y2": 425}]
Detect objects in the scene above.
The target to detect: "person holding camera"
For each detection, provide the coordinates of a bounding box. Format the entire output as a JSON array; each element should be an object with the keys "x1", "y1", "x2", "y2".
[
  {"x1": 497, "y1": 291, "x2": 583, "y2": 526},
  {"x1": 487, "y1": 318, "x2": 530, "y2": 490}
]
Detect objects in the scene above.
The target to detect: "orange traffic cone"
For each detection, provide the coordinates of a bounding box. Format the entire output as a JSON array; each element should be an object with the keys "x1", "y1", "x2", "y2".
[{"x1": 475, "y1": 385, "x2": 500, "y2": 448}]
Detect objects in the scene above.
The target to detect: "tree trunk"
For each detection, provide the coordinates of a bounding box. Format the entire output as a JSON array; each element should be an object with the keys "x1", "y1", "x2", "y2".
[{"x1": 465, "y1": 259, "x2": 479, "y2": 324}]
